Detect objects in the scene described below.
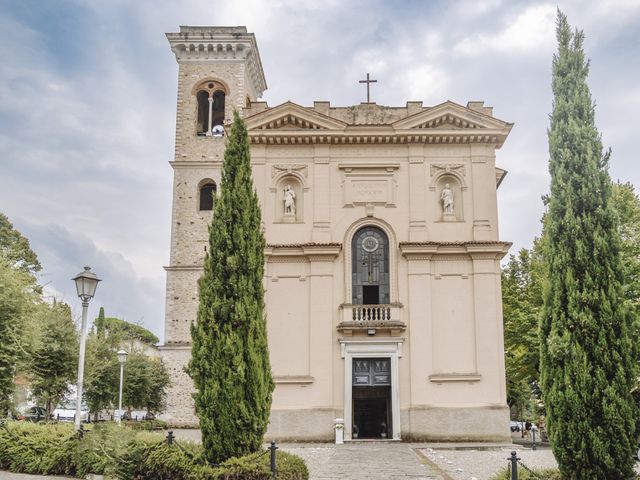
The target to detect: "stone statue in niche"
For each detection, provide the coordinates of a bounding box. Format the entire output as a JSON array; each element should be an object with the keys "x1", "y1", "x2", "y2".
[
  {"x1": 283, "y1": 184, "x2": 296, "y2": 217},
  {"x1": 440, "y1": 183, "x2": 455, "y2": 220}
]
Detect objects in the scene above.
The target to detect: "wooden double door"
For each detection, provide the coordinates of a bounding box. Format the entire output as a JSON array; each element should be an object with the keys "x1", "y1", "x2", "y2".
[{"x1": 352, "y1": 358, "x2": 392, "y2": 439}]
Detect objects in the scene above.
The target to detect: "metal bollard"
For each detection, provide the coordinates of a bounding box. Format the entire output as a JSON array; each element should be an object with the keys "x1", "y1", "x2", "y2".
[
  {"x1": 532, "y1": 427, "x2": 537, "y2": 450},
  {"x1": 509, "y1": 451, "x2": 518, "y2": 480},
  {"x1": 166, "y1": 430, "x2": 174, "y2": 446},
  {"x1": 269, "y1": 441, "x2": 278, "y2": 477}
]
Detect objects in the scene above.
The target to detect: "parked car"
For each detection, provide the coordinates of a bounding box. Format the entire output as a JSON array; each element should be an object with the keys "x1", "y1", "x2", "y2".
[
  {"x1": 16, "y1": 406, "x2": 50, "y2": 422},
  {"x1": 53, "y1": 401, "x2": 89, "y2": 422},
  {"x1": 510, "y1": 421, "x2": 521, "y2": 432}
]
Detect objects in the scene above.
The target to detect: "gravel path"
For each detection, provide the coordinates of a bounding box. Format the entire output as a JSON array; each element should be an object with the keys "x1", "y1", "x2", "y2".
[{"x1": 419, "y1": 445, "x2": 557, "y2": 480}]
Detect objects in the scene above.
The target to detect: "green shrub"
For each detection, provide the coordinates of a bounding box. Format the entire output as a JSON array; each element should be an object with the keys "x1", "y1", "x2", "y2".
[
  {"x1": 124, "y1": 419, "x2": 169, "y2": 431},
  {"x1": 0, "y1": 421, "x2": 78, "y2": 475},
  {"x1": 0, "y1": 421, "x2": 308, "y2": 479}
]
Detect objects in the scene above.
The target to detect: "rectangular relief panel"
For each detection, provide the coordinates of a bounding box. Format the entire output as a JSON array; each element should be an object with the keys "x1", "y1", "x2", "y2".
[
  {"x1": 267, "y1": 277, "x2": 309, "y2": 377},
  {"x1": 431, "y1": 275, "x2": 476, "y2": 374},
  {"x1": 339, "y1": 163, "x2": 399, "y2": 207}
]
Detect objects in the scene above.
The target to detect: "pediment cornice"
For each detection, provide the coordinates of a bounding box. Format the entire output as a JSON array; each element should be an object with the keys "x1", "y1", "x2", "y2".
[
  {"x1": 244, "y1": 101, "x2": 348, "y2": 131},
  {"x1": 392, "y1": 100, "x2": 512, "y2": 131},
  {"x1": 246, "y1": 100, "x2": 513, "y2": 147}
]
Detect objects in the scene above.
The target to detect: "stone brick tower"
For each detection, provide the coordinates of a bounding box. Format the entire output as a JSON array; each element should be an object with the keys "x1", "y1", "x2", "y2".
[{"x1": 160, "y1": 26, "x2": 267, "y2": 424}]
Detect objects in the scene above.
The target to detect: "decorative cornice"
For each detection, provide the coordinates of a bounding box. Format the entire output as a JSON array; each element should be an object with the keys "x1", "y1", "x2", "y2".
[
  {"x1": 166, "y1": 26, "x2": 266, "y2": 97},
  {"x1": 245, "y1": 100, "x2": 513, "y2": 147},
  {"x1": 429, "y1": 373, "x2": 482, "y2": 383},
  {"x1": 265, "y1": 243, "x2": 342, "y2": 261},
  {"x1": 248, "y1": 130, "x2": 509, "y2": 147},
  {"x1": 273, "y1": 375, "x2": 314, "y2": 384},
  {"x1": 399, "y1": 241, "x2": 511, "y2": 260},
  {"x1": 164, "y1": 265, "x2": 204, "y2": 272}
]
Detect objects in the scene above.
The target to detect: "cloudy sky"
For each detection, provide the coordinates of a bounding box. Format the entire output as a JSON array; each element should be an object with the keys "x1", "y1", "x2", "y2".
[{"x1": 1, "y1": 0, "x2": 639, "y2": 341}]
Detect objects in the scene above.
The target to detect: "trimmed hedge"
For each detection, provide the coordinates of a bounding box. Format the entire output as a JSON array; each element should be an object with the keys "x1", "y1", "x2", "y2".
[{"x1": 0, "y1": 421, "x2": 308, "y2": 479}]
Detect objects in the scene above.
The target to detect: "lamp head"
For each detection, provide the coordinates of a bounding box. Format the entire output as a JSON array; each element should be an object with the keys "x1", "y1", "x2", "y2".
[
  {"x1": 117, "y1": 350, "x2": 128, "y2": 365},
  {"x1": 72, "y1": 266, "x2": 101, "y2": 302}
]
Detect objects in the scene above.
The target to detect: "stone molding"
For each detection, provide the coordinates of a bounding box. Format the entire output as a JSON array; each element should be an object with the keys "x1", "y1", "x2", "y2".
[
  {"x1": 399, "y1": 241, "x2": 511, "y2": 261},
  {"x1": 273, "y1": 375, "x2": 314, "y2": 384},
  {"x1": 265, "y1": 243, "x2": 341, "y2": 262},
  {"x1": 428, "y1": 373, "x2": 482, "y2": 383},
  {"x1": 166, "y1": 27, "x2": 266, "y2": 97},
  {"x1": 245, "y1": 100, "x2": 513, "y2": 147}
]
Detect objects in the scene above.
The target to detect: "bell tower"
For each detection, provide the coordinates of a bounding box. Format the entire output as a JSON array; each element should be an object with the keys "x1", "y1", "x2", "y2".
[{"x1": 160, "y1": 27, "x2": 267, "y2": 424}]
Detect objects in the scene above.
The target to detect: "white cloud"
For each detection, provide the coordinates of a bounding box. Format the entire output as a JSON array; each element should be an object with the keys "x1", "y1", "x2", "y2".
[{"x1": 454, "y1": 3, "x2": 556, "y2": 56}]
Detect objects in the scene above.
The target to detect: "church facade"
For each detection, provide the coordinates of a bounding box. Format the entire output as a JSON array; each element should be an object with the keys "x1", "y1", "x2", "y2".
[{"x1": 160, "y1": 26, "x2": 513, "y2": 441}]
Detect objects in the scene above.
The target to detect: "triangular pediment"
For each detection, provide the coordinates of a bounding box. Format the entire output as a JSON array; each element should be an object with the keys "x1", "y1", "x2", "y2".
[
  {"x1": 392, "y1": 101, "x2": 512, "y2": 131},
  {"x1": 245, "y1": 101, "x2": 348, "y2": 131}
]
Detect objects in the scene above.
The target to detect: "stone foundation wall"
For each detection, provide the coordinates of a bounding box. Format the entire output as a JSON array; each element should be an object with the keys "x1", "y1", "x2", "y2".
[{"x1": 401, "y1": 405, "x2": 511, "y2": 442}]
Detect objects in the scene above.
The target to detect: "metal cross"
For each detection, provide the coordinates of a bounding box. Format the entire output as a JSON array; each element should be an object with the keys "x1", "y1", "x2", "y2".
[{"x1": 359, "y1": 73, "x2": 377, "y2": 103}]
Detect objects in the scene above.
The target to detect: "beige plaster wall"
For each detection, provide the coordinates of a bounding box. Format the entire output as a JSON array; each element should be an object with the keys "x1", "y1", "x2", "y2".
[{"x1": 160, "y1": 28, "x2": 511, "y2": 440}]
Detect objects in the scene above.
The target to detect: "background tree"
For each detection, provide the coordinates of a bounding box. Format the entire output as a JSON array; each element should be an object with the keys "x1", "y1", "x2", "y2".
[
  {"x1": 84, "y1": 308, "x2": 168, "y2": 418},
  {"x1": 83, "y1": 332, "x2": 118, "y2": 420},
  {"x1": 539, "y1": 11, "x2": 637, "y2": 479},
  {"x1": 29, "y1": 302, "x2": 79, "y2": 416},
  {"x1": 189, "y1": 111, "x2": 273, "y2": 463},
  {"x1": 0, "y1": 213, "x2": 41, "y2": 276},
  {"x1": 0, "y1": 256, "x2": 38, "y2": 417},
  {"x1": 613, "y1": 182, "x2": 640, "y2": 311},
  {"x1": 502, "y1": 244, "x2": 544, "y2": 419},
  {"x1": 121, "y1": 353, "x2": 170, "y2": 416}
]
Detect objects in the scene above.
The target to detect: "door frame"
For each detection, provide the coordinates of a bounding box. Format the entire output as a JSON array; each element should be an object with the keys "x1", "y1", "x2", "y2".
[{"x1": 340, "y1": 339, "x2": 404, "y2": 440}]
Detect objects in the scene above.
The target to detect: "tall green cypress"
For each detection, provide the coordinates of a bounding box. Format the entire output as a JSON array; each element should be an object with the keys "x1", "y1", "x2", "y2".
[
  {"x1": 540, "y1": 11, "x2": 637, "y2": 479},
  {"x1": 189, "y1": 111, "x2": 273, "y2": 463}
]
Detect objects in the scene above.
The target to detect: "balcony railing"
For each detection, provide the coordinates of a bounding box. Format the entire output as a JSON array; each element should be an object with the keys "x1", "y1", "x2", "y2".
[
  {"x1": 351, "y1": 304, "x2": 392, "y2": 321},
  {"x1": 338, "y1": 303, "x2": 405, "y2": 335}
]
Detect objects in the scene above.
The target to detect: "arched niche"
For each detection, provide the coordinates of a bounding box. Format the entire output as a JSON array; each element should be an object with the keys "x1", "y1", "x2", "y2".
[
  {"x1": 274, "y1": 175, "x2": 304, "y2": 223},
  {"x1": 435, "y1": 174, "x2": 463, "y2": 221}
]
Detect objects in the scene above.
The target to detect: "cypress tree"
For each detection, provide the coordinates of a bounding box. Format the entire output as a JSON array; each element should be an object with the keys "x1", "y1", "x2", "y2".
[
  {"x1": 189, "y1": 111, "x2": 273, "y2": 463},
  {"x1": 540, "y1": 11, "x2": 637, "y2": 479}
]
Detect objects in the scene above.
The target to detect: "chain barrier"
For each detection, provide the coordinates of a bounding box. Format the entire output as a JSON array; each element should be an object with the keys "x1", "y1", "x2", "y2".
[
  {"x1": 164, "y1": 431, "x2": 278, "y2": 477},
  {"x1": 507, "y1": 450, "x2": 544, "y2": 480},
  {"x1": 517, "y1": 458, "x2": 544, "y2": 479}
]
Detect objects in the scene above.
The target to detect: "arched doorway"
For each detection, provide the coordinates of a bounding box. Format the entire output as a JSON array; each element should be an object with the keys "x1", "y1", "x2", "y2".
[{"x1": 351, "y1": 226, "x2": 390, "y2": 305}]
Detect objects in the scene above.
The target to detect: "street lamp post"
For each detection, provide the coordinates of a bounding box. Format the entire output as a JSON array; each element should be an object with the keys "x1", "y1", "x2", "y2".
[
  {"x1": 116, "y1": 350, "x2": 128, "y2": 424},
  {"x1": 72, "y1": 266, "x2": 101, "y2": 431}
]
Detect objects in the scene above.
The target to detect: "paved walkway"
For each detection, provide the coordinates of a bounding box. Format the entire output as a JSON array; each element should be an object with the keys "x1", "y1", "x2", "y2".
[
  {"x1": 281, "y1": 442, "x2": 444, "y2": 480},
  {"x1": 170, "y1": 430, "x2": 444, "y2": 479}
]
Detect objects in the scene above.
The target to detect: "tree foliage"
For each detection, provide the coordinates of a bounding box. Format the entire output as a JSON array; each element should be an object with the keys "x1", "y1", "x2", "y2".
[
  {"x1": 84, "y1": 331, "x2": 119, "y2": 418},
  {"x1": 539, "y1": 11, "x2": 637, "y2": 479},
  {"x1": 84, "y1": 309, "x2": 167, "y2": 417},
  {"x1": 0, "y1": 213, "x2": 41, "y2": 275},
  {"x1": 96, "y1": 314, "x2": 159, "y2": 345},
  {"x1": 189, "y1": 111, "x2": 273, "y2": 463},
  {"x1": 29, "y1": 302, "x2": 79, "y2": 416},
  {"x1": 502, "y1": 244, "x2": 544, "y2": 418},
  {"x1": 121, "y1": 352, "x2": 170, "y2": 414},
  {"x1": 0, "y1": 256, "x2": 39, "y2": 417}
]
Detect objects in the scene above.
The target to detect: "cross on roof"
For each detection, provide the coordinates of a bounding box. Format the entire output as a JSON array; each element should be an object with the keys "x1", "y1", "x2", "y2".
[{"x1": 359, "y1": 73, "x2": 377, "y2": 103}]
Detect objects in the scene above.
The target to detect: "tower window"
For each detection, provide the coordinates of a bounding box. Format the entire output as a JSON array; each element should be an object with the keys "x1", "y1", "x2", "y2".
[
  {"x1": 212, "y1": 90, "x2": 225, "y2": 127},
  {"x1": 199, "y1": 182, "x2": 217, "y2": 211},
  {"x1": 196, "y1": 91, "x2": 209, "y2": 135},
  {"x1": 194, "y1": 81, "x2": 227, "y2": 136}
]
